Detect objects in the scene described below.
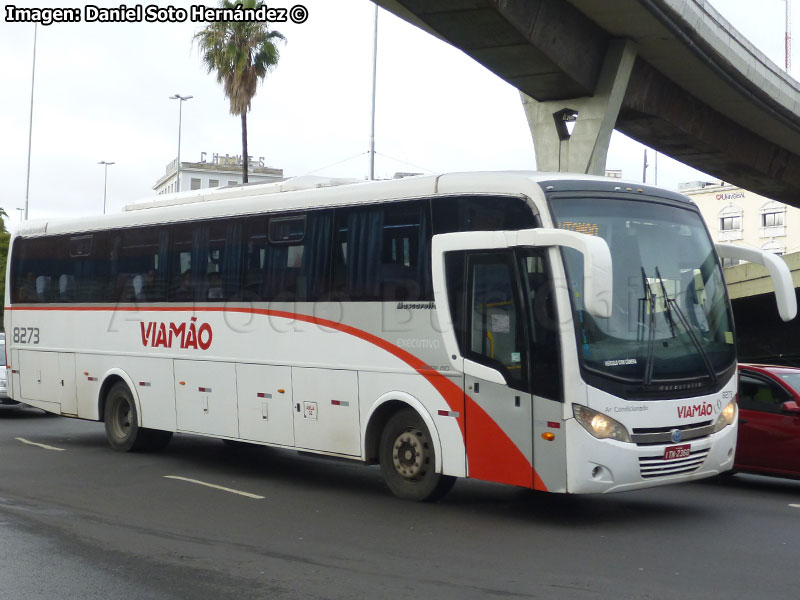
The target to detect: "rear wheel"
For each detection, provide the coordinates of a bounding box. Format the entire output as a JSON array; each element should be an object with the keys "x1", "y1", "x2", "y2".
[
  {"x1": 104, "y1": 382, "x2": 172, "y2": 452},
  {"x1": 379, "y1": 408, "x2": 455, "y2": 501}
]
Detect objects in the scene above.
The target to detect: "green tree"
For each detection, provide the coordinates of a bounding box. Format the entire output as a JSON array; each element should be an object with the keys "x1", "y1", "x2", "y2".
[
  {"x1": 0, "y1": 208, "x2": 10, "y2": 326},
  {"x1": 194, "y1": 0, "x2": 285, "y2": 183}
]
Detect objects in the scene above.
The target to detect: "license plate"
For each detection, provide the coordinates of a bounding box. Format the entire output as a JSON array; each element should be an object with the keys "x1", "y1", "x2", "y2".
[{"x1": 664, "y1": 444, "x2": 691, "y2": 460}]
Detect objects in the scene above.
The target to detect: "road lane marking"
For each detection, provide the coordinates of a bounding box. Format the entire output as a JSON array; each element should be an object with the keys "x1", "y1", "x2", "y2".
[
  {"x1": 163, "y1": 476, "x2": 265, "y2": 499},
  {"x1": 790, "y1": 504, "x2": 800, "y2": 508},
  {"x1": 15, "y1": 438, "x2": 66, "y2": 451}
]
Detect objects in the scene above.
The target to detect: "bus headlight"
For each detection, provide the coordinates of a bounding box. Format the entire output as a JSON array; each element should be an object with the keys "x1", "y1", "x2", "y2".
[
  {"x1": 573, "y1": 405, "x2": 631, "y2": 443},
  {"x1": 713, "y1": 400, "x2": 737, "y2": 433}
]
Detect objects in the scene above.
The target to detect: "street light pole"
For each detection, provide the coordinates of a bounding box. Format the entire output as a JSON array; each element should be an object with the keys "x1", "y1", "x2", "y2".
[
  {"x1": 24, "y1": 23, "x2": 38, "y2": 221},
  {"x1": 169, "y1": 94, "x2": 192, "y2": 192},
  {"x1": 369, "y1": 5, "x2": 378, "y2": 181},
  {"x1": 98, "y1": 161, "x2": 115, "y2": 214}
]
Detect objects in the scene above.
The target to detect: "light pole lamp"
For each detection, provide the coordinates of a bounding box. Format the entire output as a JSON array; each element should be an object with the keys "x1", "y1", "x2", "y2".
[
  {"x1": 98, "y1": 160, "x2": 115, "y2": 214},
  {"x1": 169, "y1": 94, "x2": 192, "y2": 192}
]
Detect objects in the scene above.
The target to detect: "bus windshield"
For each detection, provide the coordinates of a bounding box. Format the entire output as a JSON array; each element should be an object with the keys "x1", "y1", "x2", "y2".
[{"x1": 550, "y1": 195, "x2": 735, "y2": 387}]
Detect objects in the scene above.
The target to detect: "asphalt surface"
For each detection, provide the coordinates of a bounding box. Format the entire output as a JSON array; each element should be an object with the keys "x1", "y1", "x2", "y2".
[{"x1": 2, "y1": 405, "x2": 800, "y2": 600}]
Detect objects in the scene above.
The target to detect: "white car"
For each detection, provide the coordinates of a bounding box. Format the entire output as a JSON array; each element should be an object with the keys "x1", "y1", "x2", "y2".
[{"x1": 0, "y1": 332, "x2": 20, "y2": 407}]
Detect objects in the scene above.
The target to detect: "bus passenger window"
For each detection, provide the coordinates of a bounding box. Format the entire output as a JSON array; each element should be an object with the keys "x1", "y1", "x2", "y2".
[
  {"x1": 244, "y1": 211, "x2": 331, "y2": 302},
  {"x1": 114, "y1": 228, "x2": 166, "y2": 303},
  {"x1": 168, "y1": 224, "x2": 198, "y2": 302},
  {"x1": 331, "y1": 201, "x2": 431, "y2": 301},
  {"x1": 432, "y1": 196, "x2": 538, "y2": 234}
]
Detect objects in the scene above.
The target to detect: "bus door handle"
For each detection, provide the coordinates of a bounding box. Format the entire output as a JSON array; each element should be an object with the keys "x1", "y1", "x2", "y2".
[
  {"x1": 473, "y1": 382, "x2": 480, "y2": 394},
  {"x1": 296, "y1": 403, "x2": 301, "y2": 412}
]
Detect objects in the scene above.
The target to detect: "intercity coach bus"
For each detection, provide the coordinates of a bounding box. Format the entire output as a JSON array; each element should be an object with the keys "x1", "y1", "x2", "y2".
[{"x1": 5, "y1": 172, "x2": 795, "y2": 500}]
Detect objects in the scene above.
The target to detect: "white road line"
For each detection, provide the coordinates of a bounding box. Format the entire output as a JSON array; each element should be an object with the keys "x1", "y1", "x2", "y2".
[
  {"x1": 789, "y1": 504, "x2": 800, "y2": 508},
  {"x1": 15, "y1": 438, "x2": 66, "y2": 452},
  {"x1": 163, "y1": 476, "x2": 265, "y2": 499}
]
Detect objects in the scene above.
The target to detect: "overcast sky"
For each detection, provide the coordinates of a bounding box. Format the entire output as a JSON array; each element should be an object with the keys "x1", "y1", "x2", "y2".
[{"x1": 0, "y1": 0, "x2": 792, "y2": 225}]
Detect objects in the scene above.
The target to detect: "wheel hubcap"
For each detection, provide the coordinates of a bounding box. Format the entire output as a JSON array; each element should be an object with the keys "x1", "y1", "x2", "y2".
[
  {"x1": 392, "y1": 428, "x2": 428, "y2": 480},
  {"x1": 113, "y1": 400, "x2": 131, "y2": 438}
]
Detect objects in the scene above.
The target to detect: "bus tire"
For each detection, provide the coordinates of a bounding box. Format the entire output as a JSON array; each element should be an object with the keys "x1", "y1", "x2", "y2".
[
  {"x1": 104, "y1": 382, "x2": 146, "y2": 452},
  {"x1": 379, "y1": 408, "x2": 455, "y2": 502}
]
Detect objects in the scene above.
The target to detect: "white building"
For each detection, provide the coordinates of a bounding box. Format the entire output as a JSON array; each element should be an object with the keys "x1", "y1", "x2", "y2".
[
  {"x1": 153, "y1": 152, "x2": 284, "y2": 195},
  {"x1": 680, "y1": 180, "x2": 800, "y2": 266}
]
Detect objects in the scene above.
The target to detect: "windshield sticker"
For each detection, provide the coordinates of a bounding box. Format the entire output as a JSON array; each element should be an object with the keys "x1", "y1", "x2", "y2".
[
  {"x1": 604, "y1": 358, "x2": 638, "y2": 367},
  {"x1": 491, "y1": 314, "x2": 510, "y2": 333},
  {"x1": 725, "y1": 331, "x2": 734, "y2": 344},
  {"x1": 511, "y1": 352, "x2": 521, "y2": 363}
]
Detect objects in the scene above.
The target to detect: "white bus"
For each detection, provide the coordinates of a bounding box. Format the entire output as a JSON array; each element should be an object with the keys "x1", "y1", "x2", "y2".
[{"x1": 5, "y1": 172, "x2": 795, "y2": 500}]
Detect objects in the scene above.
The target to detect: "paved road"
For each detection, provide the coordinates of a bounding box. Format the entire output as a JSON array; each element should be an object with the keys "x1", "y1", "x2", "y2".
[{"x1": 2, "y1": 406, "x2": 799, "y2": 599}]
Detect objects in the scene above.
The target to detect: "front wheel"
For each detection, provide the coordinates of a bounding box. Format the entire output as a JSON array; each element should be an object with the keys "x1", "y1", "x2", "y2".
[{"x1": 379, "y1": 408, "x2": 455, "y2": 502}]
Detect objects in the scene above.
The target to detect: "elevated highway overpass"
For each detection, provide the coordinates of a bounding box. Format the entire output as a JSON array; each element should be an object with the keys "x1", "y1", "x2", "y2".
[{"x1": 374, "y1": 0, "x2": 800, "y2": 206}]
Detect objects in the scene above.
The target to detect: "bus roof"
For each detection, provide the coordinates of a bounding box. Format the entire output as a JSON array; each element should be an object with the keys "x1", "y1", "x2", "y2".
[{"x1": 14, "y1": 171, "x2": 689, "y2": 237}]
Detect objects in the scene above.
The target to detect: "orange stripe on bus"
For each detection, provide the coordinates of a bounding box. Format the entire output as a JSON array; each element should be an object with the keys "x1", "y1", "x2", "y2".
[{"x1": 7, "y1": 304, "x2": 546, "y2": 491}]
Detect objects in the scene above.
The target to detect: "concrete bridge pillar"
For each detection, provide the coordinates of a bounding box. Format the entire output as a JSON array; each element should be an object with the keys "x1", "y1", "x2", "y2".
[{"x1": 521, "y1": 39, "x2": 638, "y2": 175}]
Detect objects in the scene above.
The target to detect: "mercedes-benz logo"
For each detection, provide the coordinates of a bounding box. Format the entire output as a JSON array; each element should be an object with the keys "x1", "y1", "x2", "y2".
[{"x1": 670, "y1": 428, "x2": 683, "y2": 443}]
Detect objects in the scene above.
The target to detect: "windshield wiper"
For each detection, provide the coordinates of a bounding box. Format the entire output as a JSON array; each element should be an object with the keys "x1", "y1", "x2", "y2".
[
  {"x1": 654, "y1": 267, "x2": 677, "y2": 338},
  {"x1": 654, "y1": 266, "x2": 717, "y2": 385},
  {"x1": 641, "y1": 268, "x2": 657, "y2": 386}
]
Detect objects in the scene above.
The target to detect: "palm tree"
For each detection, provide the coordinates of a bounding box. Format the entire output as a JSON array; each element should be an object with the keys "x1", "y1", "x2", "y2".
[{"x1": 194, "y1": 0, "x2": 285, "y2": 183}]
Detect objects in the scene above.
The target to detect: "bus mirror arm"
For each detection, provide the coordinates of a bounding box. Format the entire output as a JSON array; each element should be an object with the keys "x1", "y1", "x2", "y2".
[
  {"x1": 715, "y1": 243, "x2": 797, "y2": 322},
  {"x1": 518, "y1": 229, "x2": 613, "y2": 319}
]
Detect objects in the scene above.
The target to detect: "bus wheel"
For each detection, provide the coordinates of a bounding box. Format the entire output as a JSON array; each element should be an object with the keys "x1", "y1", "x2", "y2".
[
  {"x1": 104, "y1": 382, "x2": 141, "y2": 452},
  {"x1": 379, "y1": 408, "x2": 455, "y2": 502}
]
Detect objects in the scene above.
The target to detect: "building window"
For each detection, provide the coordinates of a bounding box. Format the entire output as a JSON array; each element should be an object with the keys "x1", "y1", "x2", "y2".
[
  {"x1": 720, "y1": 216, "x2": 741, "y2": 231},
  {"x1": 209, "y1": 179, "x2": 219, "y2": 188},
  {"x1": 228, "y1": 180, "x2": 238, "y2": 186},
  {"x1": 717, "y1": 203, "x2": 743, "y2": 241},
  {"x1": 762, "y1": 211, "x2": 784, "y2": 227},
  {"x1": 190, "y1": 178, "x2": 201, "y2": 190},
  {"x1": 722, "y1": 258, "x2": 741, "y2": 268}
]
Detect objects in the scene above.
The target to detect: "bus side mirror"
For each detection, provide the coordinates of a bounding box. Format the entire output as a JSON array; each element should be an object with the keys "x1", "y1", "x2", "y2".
[
  {"x1": 715, "y1": 243, "x2": 797, "y2": 322},
  {"x1": 517, "y1": 228, "x2": 613, "y2": 319}
]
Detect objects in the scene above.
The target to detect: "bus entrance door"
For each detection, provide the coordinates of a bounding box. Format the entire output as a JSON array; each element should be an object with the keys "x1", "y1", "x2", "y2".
[{"x1": 461, "y1": 251, "x2": 534, "y2": 488}]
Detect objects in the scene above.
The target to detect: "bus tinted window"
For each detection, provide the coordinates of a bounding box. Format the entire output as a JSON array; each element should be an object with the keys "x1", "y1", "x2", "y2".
[
  {"x1": 112, "y1": 228, "x2": 166, "y2": 303},
  {"x1": 244, "y1": 211, "x2": 331, "y2": 302},
  {"x1": 11, "y1": 236, "x2": 65, "y2": 303},
  {"x1": 332, "y1": 201, "x2": 432, "y2": 301},
  {"x1": 71, "y1": 232, "x2": 110, "y2": 302},
  {"x1": 168, "y1": 223, "x2": 199, "y2": 302},
  {"x1": 433, "y1": 196, "x2": 537, "y2": 234},
  {"x1": 204, "y1": 220, "x2": 242, "y2": 302}
]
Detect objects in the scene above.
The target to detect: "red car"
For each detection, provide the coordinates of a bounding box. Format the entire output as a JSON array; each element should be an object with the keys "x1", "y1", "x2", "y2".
[{"x1": 735, "y1": 364, "x2": 800, "y2": 478}]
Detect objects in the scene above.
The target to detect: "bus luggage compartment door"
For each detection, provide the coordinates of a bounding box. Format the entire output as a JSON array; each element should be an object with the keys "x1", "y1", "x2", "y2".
[
  {"x1": 236, "y1": 363, "x2": 295, "y2": 447},
  {"x1": 18, "y1": 350, "x2": 75, "y2": 414},
  {"x1": 292, "y1": 368, "x2": 360, "y2": 456},
  {"x1": 174, "y1": 360, "x2": 239, "y2": 438}
]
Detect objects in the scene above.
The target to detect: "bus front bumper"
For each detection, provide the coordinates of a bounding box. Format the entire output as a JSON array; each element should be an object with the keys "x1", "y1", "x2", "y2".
[{"x1": 565, "y1": 419, "x2": 737, "y2": 494}]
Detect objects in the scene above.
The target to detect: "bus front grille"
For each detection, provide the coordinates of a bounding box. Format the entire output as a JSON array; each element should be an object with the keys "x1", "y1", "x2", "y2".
[
  {"x1": 631, "y1": 421, "x2": 714, "y2": 446},
  {"x1": 638, "y1": 448, "x2": 709, "y2": 479}
]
